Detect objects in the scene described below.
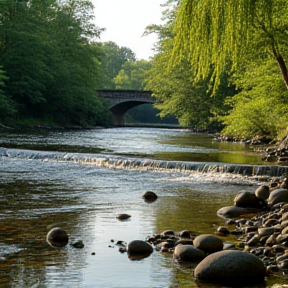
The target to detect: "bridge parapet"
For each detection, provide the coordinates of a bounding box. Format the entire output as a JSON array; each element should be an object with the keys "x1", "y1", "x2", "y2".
[{"x1": 97, "y1": 89, "x2": 154, "y2": 108}]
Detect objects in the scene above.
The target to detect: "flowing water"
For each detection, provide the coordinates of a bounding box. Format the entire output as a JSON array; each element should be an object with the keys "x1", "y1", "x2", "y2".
[{"x1": 0, "y1": 127, "x2": 287, "y2": 288}]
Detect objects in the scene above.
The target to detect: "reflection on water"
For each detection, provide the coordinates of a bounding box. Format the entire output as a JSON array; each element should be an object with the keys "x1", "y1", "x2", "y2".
[
  {"x1": 0, "y1": 127, "x2": 266, "y2": 164},
  {"x1": 0, "y1": 127, "x2": 286, "y2": 287}
]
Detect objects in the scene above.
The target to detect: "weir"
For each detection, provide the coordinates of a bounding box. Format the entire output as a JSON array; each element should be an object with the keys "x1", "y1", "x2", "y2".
[{"x1": 1, "y1": 147, "x2": 288, "y2": 178}]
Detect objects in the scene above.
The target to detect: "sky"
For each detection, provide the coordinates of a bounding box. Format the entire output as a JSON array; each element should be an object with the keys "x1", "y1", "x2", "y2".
[{"x1": 91, "y1": 0, "x2": 166, "y2": 60}]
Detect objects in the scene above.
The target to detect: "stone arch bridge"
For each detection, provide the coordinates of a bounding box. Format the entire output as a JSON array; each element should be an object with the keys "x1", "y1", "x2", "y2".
[{"x1": 97, "y1": 89, "x2": 155, "y2": 126}]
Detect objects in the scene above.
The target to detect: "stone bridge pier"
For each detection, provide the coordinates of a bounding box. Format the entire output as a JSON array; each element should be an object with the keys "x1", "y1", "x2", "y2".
[{"x1": 97, "y1": 89, "x2": 155, "y2": 126}]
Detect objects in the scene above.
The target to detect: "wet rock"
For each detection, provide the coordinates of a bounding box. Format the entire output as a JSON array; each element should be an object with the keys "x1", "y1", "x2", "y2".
[
  {"x1": 46, "y1": 227, "x2": 69, "y2": 248},
  {"x1": 217, "y1": 206, "x2": 262, "y2": 219},
  {"x1": 193, "y1": 234, "x2": 223, "y2": 254},
  {"x1": 71, "y1": 240, "x2": 84, "y2": 248},
  {"x1": 161, "y1": 230, "x2": 175, "y2": 237},
  {"x1": 173, "y1": 245, "x2": 205, "y2": 263},
  {"x1": 141, "y1": 191, "x2": 158, "y2": 202},
  {"x1": 179, "y1": 230, "x2": 191, "y2": 238},
  {"x1": 127, "y1": 240, "x2": 153, "y2": 257},
  {"x1": 116, "y1": 213, "x2": 131, "y2": 220},
  {"x1": 216, "y1": 226, "x2": 230, "y2": 236},
  {"x1": 194, "y1": 250, "x2": 266, "y2": 286}
]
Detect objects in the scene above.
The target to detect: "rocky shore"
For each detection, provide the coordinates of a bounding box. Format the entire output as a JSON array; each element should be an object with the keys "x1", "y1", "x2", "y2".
[{"x1": 139, "y1": 178, "x2": 288, "y2": 286}]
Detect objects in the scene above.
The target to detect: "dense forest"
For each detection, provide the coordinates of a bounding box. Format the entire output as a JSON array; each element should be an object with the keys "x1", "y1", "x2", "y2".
[
  {"x1": 0, "y1": 0, "x2": 158, "y2": 126},
  {"x1": 1, "y1": 0, "x2": 288, "y2": 141}
]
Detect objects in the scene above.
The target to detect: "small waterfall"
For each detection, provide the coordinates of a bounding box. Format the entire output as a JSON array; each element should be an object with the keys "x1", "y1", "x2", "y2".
[{"x1": 1, "y1": 147, "x2": 288, "y2": 177}]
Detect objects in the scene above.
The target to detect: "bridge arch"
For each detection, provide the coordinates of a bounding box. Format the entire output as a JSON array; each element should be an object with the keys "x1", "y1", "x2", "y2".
[{"x1": 97, "y1": 89, "x2": 155, "y2": 126}]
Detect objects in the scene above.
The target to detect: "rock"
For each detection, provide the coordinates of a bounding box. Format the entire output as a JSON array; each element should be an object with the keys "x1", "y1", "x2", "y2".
[
  {"x1": 216, "y1": 226, "x2": 230, "y2": 236},
  {"x1": 127, "y1": 240, "x2": 153, "y2": 257},
  {"x1": 46, "y1": 227, "x2": 69, "y2": 247},
  {"x1": 258, "y1": 227, "x2": 281, "y2": 237},
  {"x1": 179, "y1": 230, "x2": 191, "y2": 238},
  {"x1": 71, "y1": 240, "x2": 84, "y2": 248},
  {"x1": 255, "y1": 185, "x2": 270, "y2": 200},
  {"x1": 141, "y1": 191, "x2": 158, "y2": 202},
  {"x1": 193, "y1": 234, "x2": 223, "y2": 254},
  {"x1": 161, "y1": 230, "x2": 175, "y2": 237},
  {"x1": 234, "y1": 191, "x2": 265, "y2": 208},
  {"x1": 194, "y1": 250, "x2": 266, "y2": 286},
  {"x1": 116, "y1": 213, "x2": 131, "y2": 220},
  {"x1": 217, "y1": 206, "x2": 262, "y2": 219},
  {"x1": 173, "y1": 245, "x2": 205, "y2": 263},
  {"x1": 268, "y1": 189, "x2": 288, "y2": 206}
]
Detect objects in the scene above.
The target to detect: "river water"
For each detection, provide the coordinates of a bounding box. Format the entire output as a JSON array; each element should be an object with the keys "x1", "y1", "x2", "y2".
[{"x1": 0, "y1": 127, "x2": 287, "y2": 288}]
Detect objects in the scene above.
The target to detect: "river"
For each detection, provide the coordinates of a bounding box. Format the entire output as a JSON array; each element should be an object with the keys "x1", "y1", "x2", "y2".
[{"x1": 0, "y1": 127, "x2": 286, "y2": 288}]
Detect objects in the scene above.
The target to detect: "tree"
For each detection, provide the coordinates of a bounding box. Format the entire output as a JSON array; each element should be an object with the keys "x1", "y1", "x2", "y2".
[
  {"x1": 114, "y1": 60, "x2": 152, "y2": 90},
  {"x1": 99, "y1": 41, "x2": 136, "y2": 89},
  {"x1": 144, "y1": 0, "x2": 230, "y2": 130},
  {"x1": 172, "y1": 0, "x2": 288, "y2": 93},
  {"x1": 0, "y1": 0, "x2": 110, "y2": 126},
  {"x1": 0, "y1": 65, "x2": 15, "y2": 118}
]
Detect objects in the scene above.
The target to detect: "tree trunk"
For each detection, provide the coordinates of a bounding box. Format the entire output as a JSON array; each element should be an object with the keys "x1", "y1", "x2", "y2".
[{"x1": 272, "y1": 47, "x2": 288, "y2": 89}]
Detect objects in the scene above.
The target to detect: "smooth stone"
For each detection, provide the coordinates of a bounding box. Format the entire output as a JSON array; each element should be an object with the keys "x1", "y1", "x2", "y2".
[
  {"x1": 234, "y1": 191, "x2": 265, "y2": 208},
  {"x1": 258, "y1": 227, "x2": 281, "y2": 237},
  {"x1": 268, "y1": 188, "x2": 288, "y2": 206},
  {"x1": 46, "y1": 227, "x2": 68, "y2": 247},
  {"x1": 173, "y1": 245, "x2": 205, "y2": 263},
  {"x1": 217, "y1": 206, "x2": 262, "y2": 219},
  {"x1": 255, "y1": 185, "x2": 270, "y2": 200},
  {"x1": 193, "y1": 234, "x2": 223, "y2": 253},
  {"x1": 194, "y1": 250, "x2": 266, "y2": 286},
  {"x1": 141, "y1": 191, "x2": 158, "y2": 202},
  {"x1": 127, "y1": 240, "x2": 153, "y2": 256},
  {"x1": 161, "y1": 230, "x2": 175, "y2": 236}
]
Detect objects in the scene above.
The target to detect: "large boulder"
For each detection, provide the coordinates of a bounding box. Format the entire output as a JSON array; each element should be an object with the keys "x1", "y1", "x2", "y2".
[
  {"x1": 268, "y1": 188, "x2": 288, "y2": 206},
  {"x1": 173, "y1": 245, "x2": 206, "y2": 263},
  {"x1": 194, "y1": 250, "x2": 266, "y2": 286},
  {"x1": 193, "y1": 234, "x2": 223, "y2": 254},
  {"x1": 217, "y1": 206, "x2": 262, "y2": 219}
]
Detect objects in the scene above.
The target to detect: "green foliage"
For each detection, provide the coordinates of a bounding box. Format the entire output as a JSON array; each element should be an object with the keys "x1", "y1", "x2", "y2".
[
  {"x1": 221, "y1": 59, "x2": 288, "y2": 139},
  {"x1": 0, "y1": 65, "x2": 15, "y2": 118},
  {"x1": 114, "y1": 60, "x2": 152, "y2": 90},
  {"x1": 172, "y1": 0, "x2": 288, "y2": 93},
  {"x1": 144, "y1": 0, "x2": 230, "y2": 130},
  {"x1": 126, "y1": 104, "x2": 178, "y2": 125},
  {"x1": 99, "y1": 41, "x2": 136, "y2": 89},
  {"x1": 0, "y1": 0, "x2": 110, "y2": 126}
]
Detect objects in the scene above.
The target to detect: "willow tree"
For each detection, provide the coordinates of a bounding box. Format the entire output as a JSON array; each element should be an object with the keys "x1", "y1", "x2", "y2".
[{"x1": 172, "y1": 0, "x2": 288, "y2": 92}]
